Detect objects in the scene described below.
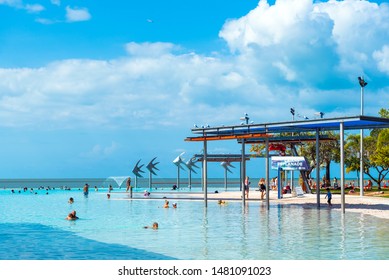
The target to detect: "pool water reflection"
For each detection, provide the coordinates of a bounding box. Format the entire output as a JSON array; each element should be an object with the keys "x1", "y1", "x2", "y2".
[{"x1": 1, "y1": 189, "x2": 388, "y2": 260}]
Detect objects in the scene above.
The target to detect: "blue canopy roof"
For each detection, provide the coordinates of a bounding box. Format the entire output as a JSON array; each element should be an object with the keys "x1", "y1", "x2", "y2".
[{"x1": 189, "y1": 115, "x2": 389, "y2": 137}]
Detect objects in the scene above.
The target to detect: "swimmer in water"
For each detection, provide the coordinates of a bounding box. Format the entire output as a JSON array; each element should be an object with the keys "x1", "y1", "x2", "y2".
[
  {"x1": 66, "y1": 210, "x2": 79, "y2": 220},
  {"x1": 144, "y1": 222, "x2": 158, "y2": 230}
]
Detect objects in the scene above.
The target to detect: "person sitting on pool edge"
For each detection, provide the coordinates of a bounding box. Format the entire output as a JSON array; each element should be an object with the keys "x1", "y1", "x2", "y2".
[
  {"x1": 66, "y1": 210, "x2": 79, "y2": 220},
  {"x1": 144, "y1": 222, "x2": 158, "y2": 230}
]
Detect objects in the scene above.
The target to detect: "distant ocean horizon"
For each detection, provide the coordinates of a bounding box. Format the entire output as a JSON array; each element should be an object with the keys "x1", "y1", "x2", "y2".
[{"x1": 0, "y1": 176, "x2": 361, "y2": 190}]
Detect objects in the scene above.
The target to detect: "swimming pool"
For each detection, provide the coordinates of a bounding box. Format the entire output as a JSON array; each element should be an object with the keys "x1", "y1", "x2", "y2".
[{"x1": 1, "y1": 188, "x2": 388, "y2": 260}]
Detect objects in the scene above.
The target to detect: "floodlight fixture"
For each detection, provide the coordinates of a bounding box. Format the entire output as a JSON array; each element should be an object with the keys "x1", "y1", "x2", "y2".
[
  {"x1": 240, "y1": 113, "x2": 249, "y2": 124},
  {"x1": 358, "y1": 75, "x2": 368, "y2": 196},
  {"x1": 358, "y1": 76, "x2": 368, "y2": 88},
  {"x1": 314, "y1": 112, "x2": 325, "y2": 119}
]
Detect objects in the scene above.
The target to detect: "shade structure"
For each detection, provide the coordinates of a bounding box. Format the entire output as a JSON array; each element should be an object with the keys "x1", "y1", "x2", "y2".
[{"x1": 185, "y1": 115, "x2": 389, "y2": 212}]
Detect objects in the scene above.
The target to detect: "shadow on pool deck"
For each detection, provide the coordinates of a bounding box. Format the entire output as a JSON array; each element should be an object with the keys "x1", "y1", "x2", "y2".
[{"x1": 0, "y1": 223, "x2": 175, "y2": 260}]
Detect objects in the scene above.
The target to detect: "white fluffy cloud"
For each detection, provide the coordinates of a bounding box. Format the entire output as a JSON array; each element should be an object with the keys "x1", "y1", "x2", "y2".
[
  {"x1": 65, "y1": 6, "x2": 91, "y2": 22},
  {"x1": 50, "y1": 0, "x2": 60, "y2": 6},
  {"x1": 374, "y1": 45, "x2": 389, "y2": 75},
  {"x1": 125, "y1": 42, "x2": 177, "y2": 57},
  {"x1": 1, "y1": 1, "x2": 389, "y2": 132},
  {"x1": 0, "y1": 0, "x2": 21, "y2": 6},
  {"x1": 0, "y1": 47, "x2": 250, "y2": 129},
  {"x1": 25, "y1": 3, "x2": 44, "y2": 13},
  {"x1": 220, "y1": 0, "x2": 389, "y2": 86},
  {"x1": 1, "y1": 0, "x2": 44, "y2": 13}
]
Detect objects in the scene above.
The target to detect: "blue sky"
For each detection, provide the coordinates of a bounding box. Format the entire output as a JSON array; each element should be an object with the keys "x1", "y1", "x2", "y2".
[{"x1": 1, "y1": 0, "x2": 389, "y2": 180}]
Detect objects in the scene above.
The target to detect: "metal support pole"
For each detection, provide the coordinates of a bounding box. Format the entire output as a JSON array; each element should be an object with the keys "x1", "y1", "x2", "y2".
[
  {"x1": 291, "y1": 112, "x2": 295, "y2": 193},
  {"x1": 277, "y1": 167, "x2": 282, "y2": 199},
  {"x1": 340, "y1": 122, "x2": 345, "y2": 213},
  {"x1": 266, "y1": 137, "x2": 270, "y2": 210},
  {"x1": 239, "y1": 162, "x2": 242, "y2": 191},
  {"x1": 241, "y1": 139, "x2": 246, "y2": 204},
  {"x1": 316, "y1": 128, "x2": 320, "y2": 208},
  {"x1": 177, "y1": 166, "x2": 180, "y2": 189},
  {"x1": 188, "y1": 170, "x2": 192, "y2": 189},
  {"x1": 360, "y1": 128, "x2": 364, "y2": 196},
  {"x1": 203, "y1": 140, "x2": 208, "y2": 207},
  {"x1": 224, "y1": 168, "x2": 227, "y2": 191},
  {"x1": 359, "y1": 78, "x2": 366, "y2": 196}
]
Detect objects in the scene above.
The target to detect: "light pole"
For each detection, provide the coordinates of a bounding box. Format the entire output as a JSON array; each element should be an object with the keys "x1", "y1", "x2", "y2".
[
  {"x1": 290, "y1": 108, "x2": 295, "y2": 190},
  {"x1": 239, "y1": 113, "x2": 249, "y2": 203},
  {"x1": 290, "y1": 108, "x2": 295, "y2": 121},
  {"x1": 358, "y1": 76, "x2": 367, "y2": 196}
]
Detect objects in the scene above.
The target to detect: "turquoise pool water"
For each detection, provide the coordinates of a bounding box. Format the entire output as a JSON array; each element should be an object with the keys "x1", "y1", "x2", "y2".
[{"x1": 1, "y1": 188, "x2": 388, "y2": 260}]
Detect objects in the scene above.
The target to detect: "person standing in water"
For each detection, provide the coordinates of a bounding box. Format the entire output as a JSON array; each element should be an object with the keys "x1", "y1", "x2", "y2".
[
  {"x1": 126, "y1": 177, "x2": 131, "y2": 192},
  {"x1": 325, "y1": 188, "x2": 332, "y2": 207},
  {"x1": 126, "y1": 177, "x2": 133, "y2": 198},
  {"x1": 83, "y1": 184, "x2": 89, "y2": 197},
  {"x1": 244, "y1": 176, "x2": 250, "y2": 199}
]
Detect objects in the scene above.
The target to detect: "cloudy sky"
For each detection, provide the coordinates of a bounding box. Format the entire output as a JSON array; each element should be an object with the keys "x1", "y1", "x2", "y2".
[{"x1": 1, "y1": 0, "x2": 389, "y2": 179}]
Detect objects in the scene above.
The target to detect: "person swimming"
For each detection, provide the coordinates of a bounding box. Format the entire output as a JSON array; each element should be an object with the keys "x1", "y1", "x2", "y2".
[
  {"x1": 144, "y1": 222, "x2": 158, "y2": 229},
  {"x1": 66, "y1": 210, "x2": 79, "y2": 220},
  {"x1": 68, "y1": 197, "x2": 74, "y2": 204},
  {"x1": 163, "y1": 200, "x2": 169, "y2": 208}
]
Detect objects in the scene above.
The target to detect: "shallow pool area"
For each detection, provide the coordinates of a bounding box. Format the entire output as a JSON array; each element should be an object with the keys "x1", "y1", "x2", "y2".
[{"x1": 1, "y1": 188, "x2": 389, "y2": 260}]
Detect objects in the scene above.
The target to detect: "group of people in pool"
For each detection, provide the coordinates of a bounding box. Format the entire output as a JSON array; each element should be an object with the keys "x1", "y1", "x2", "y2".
[
  {"x1": 142, "y1": 200, "x2": 178, "y2": 230},
  {"x1": 65, "y1": 189, "x2": 181, "y2": 229},
  {"x1": 163, "y1": 199, "x2": 177, "y2": 208}
]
